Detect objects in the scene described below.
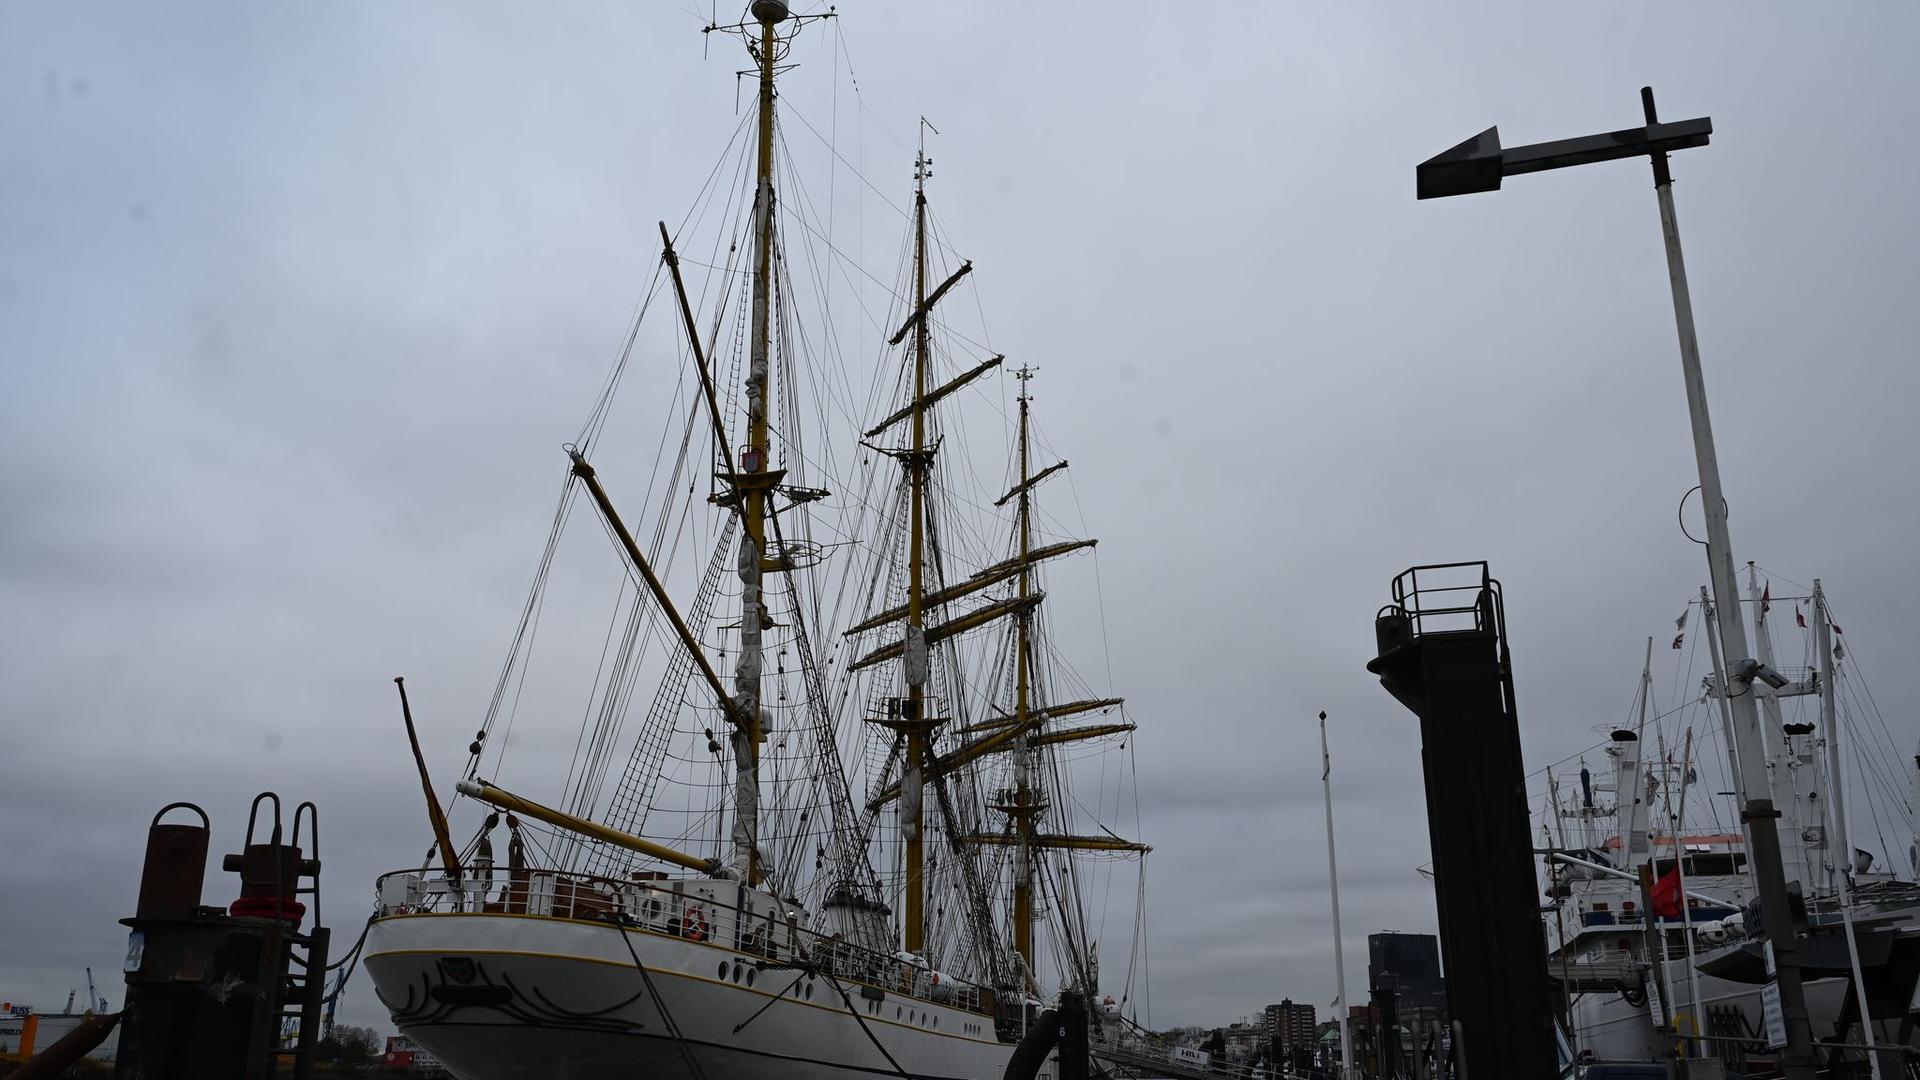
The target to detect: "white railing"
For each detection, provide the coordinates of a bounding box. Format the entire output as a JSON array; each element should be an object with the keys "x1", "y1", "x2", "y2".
[{"x1": 374, "y1": 867, "x2": 989, "y2": 1017}]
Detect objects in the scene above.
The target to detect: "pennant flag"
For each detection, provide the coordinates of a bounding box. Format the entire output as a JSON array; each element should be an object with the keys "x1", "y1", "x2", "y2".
[
  {"x1": 1832, "y1": 622, "x2": 1844, "y2": 635},
  {"x1": 1796, "y1": 605, "x2": 1807, "y2": 628},
  {"x1": 1675, "y1": 608, "x2": 1689, "y2": 632},
  {"x1": 1761, "y1": 583, "x2": 1772, "y2": 615},
  {"x1": 1671, "y1": 632, "x2": 1685, "y2": 650}
]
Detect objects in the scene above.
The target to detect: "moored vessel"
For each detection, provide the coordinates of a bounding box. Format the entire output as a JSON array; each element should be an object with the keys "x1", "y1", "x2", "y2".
[{"x1": 363, "y1": 5, "x2": 1149, "y2": 1077}]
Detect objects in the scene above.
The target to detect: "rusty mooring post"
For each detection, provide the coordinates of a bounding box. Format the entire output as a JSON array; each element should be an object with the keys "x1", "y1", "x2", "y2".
[{"x1": 115, "y1": 794, "x2": 328, "y2": 1079}]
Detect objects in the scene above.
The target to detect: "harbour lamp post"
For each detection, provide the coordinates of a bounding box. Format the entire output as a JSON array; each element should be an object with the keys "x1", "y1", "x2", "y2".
[{"x1": 1416, "y1": 88, "x2": 1816, "y2": 1080}]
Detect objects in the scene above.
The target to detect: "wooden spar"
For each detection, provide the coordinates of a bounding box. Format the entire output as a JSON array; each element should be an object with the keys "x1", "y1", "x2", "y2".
[
  {"x1": 886, "y1": 261, "x2": 973, "y2": 346},
  {"x1": 867, "y1": 708, "x2": 1127, "y2": 809},
  {"x1": 1026, "y1": 722, "x2": 1135, "y2": 748},
  {"x1": 568, "y1": 450, "x2": 744, "y2": 727},
  {"x1": 863, "y1": 354, "x2": 1004, "y2": 438},
  {"x1": 959, "y1": 696, "x2": 1124, "y2": 735},
  {"x1": 456, "y1": 779, "x2": 717, "y2": 873},
  {"x1": 842, "y1": 539, "x2": 1094, "y2": 637},
  {"x1": 964, "y1": 832, "x2": 1150, "y2": 853},
  {"x1": 846, "y1": 592, "x2": 1043, "y2": 672},
  {"x1": 395, "y1": 677, "x2": 461, "y2": 882},
  {"x1": 994, "y1": 460, "x2": 1067, "y2": 507},
  {"x1": 658, "y1": 221, "x2": 735, "y2": 475}
]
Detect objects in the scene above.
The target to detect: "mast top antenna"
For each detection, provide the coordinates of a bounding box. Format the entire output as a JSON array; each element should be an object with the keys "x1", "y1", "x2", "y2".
[
  {"x1": 703, "y1": 2, "x2": 828, "y2": 54},
  {"x1": 915, "y1": 117, "x2": 940, "y2": 192},
  {"x1": 1014, "y1": 364, "x2": 1037, "y2": 402}
]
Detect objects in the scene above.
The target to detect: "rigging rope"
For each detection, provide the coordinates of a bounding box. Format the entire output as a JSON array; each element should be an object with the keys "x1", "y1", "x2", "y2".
[{"x1": 614, "y1": 915, "x2": 711, "y2": 1080}]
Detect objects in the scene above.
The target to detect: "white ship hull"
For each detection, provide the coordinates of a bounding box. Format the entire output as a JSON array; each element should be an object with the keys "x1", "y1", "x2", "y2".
[
  {"x1": 1569, "y1": 955, "x2": 1853, "y2": 1063},
  {"x1": 365, "y1": 912, "x2": 1046, "y2": 1080}
]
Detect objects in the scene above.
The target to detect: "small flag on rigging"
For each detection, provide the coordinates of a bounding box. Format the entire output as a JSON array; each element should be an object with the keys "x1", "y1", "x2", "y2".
[
  {"x1": 1796, "y1": 605, "x2": 1807, "y2": 628},
  {"x1": 1760, "y1": 583, "x2": 1772, "y2": 616},
  {"x1": 1675, "y1": 608, "x2": 1689, "y2": 632},
  {"x1": 1671, "y1": 633, "x2": 1685, "y2": 650}
]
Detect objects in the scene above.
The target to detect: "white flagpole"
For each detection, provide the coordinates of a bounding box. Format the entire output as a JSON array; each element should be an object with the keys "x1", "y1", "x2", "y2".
[{"x1": 1321, "y1": 712, "x2": 1355, "y2": 1080}]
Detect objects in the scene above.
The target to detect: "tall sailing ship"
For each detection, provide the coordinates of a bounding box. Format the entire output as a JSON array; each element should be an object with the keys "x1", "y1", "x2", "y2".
[{"x1": 361, "y1": 5, "x2": 1149, "y2": 1078}]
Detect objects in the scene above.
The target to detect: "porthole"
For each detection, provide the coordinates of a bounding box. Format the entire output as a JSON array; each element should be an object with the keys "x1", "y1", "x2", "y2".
[
  {"x1": 896, "y1": 1006, "x2": 902, "y2": 1019},
  {"x1": 746, "y1": 968, "x2": 756, "y2": 988},
  {"x1": 732, "y1": 963, "x2": 743, "y2": 983},
  {"x1": 718, "y1": 962, "x2": 729, "y2": 980}
]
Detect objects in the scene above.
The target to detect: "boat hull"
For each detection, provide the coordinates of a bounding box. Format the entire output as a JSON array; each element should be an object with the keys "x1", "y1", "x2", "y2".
[
  {"x1": 364, "y1": 913, "x2": 1041, "y2": 1080},
  {"x1": 1570, "y1": 958, "x2": 1853, "y2": 1063}
]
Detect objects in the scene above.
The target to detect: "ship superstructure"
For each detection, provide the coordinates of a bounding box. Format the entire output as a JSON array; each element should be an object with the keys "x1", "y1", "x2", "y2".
[{"x1": 1539, "y1": 575, "x2": 1920, "y2": 1067}]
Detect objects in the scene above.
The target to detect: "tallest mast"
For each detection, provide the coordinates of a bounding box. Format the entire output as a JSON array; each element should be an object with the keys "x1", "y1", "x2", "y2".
[
  {"x1": 731, "y1": 0, "x2": 788, "y2": 885},
  {"x1": 1010, "y1": 366, "x2": 1039, "y2": 973},
  {"x1": 900, "y1": 136, "x2": 935, "y2": 955}
]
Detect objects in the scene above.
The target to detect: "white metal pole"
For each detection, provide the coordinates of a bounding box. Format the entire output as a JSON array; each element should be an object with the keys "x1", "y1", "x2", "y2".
[
  {"x1": 1816, "y1": 582, "x2": 1852, "y2": 882},
  {"x1": 1626, "y1": 639, "x2": 1656, "y2": 870},
  {"x1": 1817, "y1": 581, "x2": 1881, "y2": 1080},
  {"x1": 1654, "y1": 730, "x2": 1680, "y2": 1032},
  {"x1": 1747, "y1": 563, "x2": 1807, "y2": 892},
  {"x1": 1647, "y1": 95, "x2": 1816, "y2": 1071},
  {"x1": 1673, "y1": 730, "x2": 1706, "y2": 1045},
  {"x1": 1321, "y1": 713, "x2": 1354, "y2": 1080},
  {"x1": 1697, "y1": 587, "x2": 1750, "y2": 840}
]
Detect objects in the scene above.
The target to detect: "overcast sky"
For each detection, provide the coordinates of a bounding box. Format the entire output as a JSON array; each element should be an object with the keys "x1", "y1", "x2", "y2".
[{"x1": 5, "y1": 1, "x2": 1919, "y2": 1038}]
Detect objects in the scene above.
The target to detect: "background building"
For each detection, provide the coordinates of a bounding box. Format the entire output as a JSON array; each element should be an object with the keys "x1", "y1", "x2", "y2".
[
  {"x1": 1368, "y1": 931, "x2": 1449, "y2": 1076},
  {"x1": 1266, "y1": 999, "x2": 1318, "y2": 1075}
]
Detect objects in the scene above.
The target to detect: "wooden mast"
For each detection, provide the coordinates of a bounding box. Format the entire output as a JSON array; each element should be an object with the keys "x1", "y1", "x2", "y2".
[
  {"x1": 1011, "y1": 366, "x2": 1039, "y2": 972},
  {"x1": 900, "y1": 134, "x2": 936, "y2": 955},
  {"x1": 731, "y1": 0, "x2": 788, "y2": 886}
]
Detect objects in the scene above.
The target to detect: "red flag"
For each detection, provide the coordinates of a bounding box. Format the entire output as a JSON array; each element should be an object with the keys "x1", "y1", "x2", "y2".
[
  {"x1": 1650, "y1": 865, "x2": 1684, "y2": 918},
  {"x1": 1671, "y1": 633, "x2": 1685, "y2": 650},
  {"x1": 1761, "y1": 584, "x2": 1771, "y2": 615},
  {"x1": 1795, "y1": 605, "x2": 1807, "y2": 628}
]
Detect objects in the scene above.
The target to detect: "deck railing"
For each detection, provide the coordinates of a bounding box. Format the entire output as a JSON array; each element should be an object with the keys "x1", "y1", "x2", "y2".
[{"x1": 374, "y1": 867, "x2": 990, "y2": 1016}]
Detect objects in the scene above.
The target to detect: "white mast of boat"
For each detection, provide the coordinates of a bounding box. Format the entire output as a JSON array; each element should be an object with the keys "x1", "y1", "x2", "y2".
[
  {"x1": 1746, "y1": 564, "x2": 1810, "y2": 892},
  {"x1": 1669, "y1": 729, "x2": 1706, "y2": 1041},
  {"x1": 1816, "y1": 580, "x2": 1882, "y2": 1080},
  {"x1": 1625, "y1": 638, "x2": 1656, "y2": 870},
  {"x1": 1644, "y1": 86, "x2": 1817, "y2": 1073},
  {"x1": 1697, "y1": 585, "x2": 1750, "y2": 849},
  {"x1": 1320, "y1": 711, "x2": 1354, "y2": 1080},
  {"x1": 1649, "y1": 710, "x2": 1679, "y2": 1031}
]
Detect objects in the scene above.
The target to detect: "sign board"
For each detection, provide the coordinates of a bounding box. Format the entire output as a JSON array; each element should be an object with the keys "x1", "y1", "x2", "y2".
[
  {"x1": 1170, "y1": 1046, "x2": 1211, "y2": 1068},
  {"x1": 1763, "y1": 939, "x2": 1777, "y2": 978},
  {"x1": 1644, "y1": 972, "x2": 1668, "y2": 1029},
  {"x1": 1760, "y1": 981, "x2": 1787, "y2": 1049}
]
